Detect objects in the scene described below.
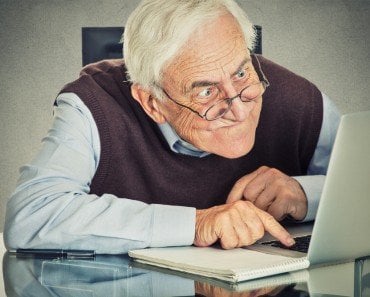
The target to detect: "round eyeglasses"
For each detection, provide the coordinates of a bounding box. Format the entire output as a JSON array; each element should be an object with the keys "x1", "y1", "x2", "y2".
[{"x1": 160, "y1": 56, "x2": 270, "y2": 121}]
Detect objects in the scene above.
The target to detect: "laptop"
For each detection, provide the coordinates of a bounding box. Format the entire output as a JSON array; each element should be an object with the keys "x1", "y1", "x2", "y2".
[
  {"x1": 250, "y1": 110, "x2": 370, "y2": 266},
  {"x1": 129, "y1": 110, "x2": 370, "y2": 283}
]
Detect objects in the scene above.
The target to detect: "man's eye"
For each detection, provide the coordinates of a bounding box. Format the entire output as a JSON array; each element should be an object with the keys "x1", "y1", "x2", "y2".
[
  {"x1": 236, "y1": 69, "x2": 247, "y2": 79},
  {"x1": 198, "y1": 88, "x2": 213, "y2": 98}
]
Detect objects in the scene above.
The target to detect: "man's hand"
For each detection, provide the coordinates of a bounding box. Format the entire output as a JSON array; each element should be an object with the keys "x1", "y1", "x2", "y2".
[
  {"x1": 193, "y1": 200, "x2": 295, "y2": 249},
  {"x1": 227, "y1": 166, "x2": 308, "y2": 221},
  {"x1": 195, "y1": 280, "x2": 285, "y2": 297}
]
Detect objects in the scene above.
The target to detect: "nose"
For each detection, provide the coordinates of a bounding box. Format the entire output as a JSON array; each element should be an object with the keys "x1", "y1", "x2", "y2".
[
  {"x1": 228, "y1": 96, "x2": 249, "y2": 121},
  {"x1": 221, "y1": 83, "x2": 249, "y2": 122}
]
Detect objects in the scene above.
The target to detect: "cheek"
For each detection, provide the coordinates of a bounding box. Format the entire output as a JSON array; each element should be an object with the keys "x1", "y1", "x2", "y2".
[
  {"x1": 170, "y1": 111, "x2": 199, "y2": 141},
  {"x1": 249, "y1": 97, "x2": 263, "y2": 124}
]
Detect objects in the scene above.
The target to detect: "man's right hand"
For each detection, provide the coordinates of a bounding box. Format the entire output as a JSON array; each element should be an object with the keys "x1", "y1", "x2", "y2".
[{"x1": 193, "y1": 200, "x2": 295, "y2": 249}]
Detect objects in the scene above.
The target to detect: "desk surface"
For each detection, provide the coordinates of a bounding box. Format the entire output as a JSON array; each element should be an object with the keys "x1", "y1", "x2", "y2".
[{"x1": 1, "y1": 233, "x2": 369, "y2": 297}]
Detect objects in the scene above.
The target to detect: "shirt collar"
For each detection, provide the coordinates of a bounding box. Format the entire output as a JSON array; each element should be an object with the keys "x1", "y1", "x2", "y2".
[{"x1": 157, "y1": 122, "x2": 210, "y2": 158}]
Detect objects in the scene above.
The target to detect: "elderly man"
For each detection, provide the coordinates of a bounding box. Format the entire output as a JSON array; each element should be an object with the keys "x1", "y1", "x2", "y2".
[{"x1": 5, "y1": 0, "x2": 340, "y2": 253}]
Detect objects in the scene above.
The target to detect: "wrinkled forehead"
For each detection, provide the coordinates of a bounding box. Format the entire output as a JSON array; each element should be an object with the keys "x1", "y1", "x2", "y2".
[{"x1": 162, "y1": 13, "x2": 249, "y2": 90}]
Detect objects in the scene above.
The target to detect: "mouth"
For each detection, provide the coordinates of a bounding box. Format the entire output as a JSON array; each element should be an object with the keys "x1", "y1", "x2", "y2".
[{"x1": 204, "y1": 118, "x2": 246, "y2": 132}]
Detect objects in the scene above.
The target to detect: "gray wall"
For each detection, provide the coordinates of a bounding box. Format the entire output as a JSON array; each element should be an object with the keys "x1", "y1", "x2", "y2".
[{"x1": 0, "y1": 0, "x2": 369, "y2": 232}]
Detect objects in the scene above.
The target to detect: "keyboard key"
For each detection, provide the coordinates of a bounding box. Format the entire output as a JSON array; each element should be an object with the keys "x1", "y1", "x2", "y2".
[{"x1": 261, "y1": 235, "x2": 311, "y2": 253}]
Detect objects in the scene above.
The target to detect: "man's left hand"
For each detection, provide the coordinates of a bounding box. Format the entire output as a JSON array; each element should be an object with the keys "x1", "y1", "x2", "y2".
[{"x1": 226, "y1": 166, "x2": 307, "y2": 221}]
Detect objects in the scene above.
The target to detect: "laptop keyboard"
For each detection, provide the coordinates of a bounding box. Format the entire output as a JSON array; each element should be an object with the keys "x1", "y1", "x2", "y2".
[{"x1": 261, "y1": 235, "x2": 312, "y2": 253}]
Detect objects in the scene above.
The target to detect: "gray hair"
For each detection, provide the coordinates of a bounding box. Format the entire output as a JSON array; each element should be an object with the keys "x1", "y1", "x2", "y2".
[{"x1": 123, "y1": 0, "x2": 256, "y2": 99}]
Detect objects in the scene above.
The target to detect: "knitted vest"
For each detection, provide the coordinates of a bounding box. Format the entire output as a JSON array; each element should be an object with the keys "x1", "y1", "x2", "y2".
[{"x1": 60, "y1": 55, "x2": 323, "y2": 209}]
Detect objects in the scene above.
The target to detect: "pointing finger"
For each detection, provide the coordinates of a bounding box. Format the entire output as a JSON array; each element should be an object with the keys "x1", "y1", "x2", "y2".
[{"x1": 251, "y1": 203, "x2": 295, "y2": 247}]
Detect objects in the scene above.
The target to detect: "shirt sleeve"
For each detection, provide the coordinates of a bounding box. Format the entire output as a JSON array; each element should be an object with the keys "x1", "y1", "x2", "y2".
[
  {"x1": 293, "y1": 93, "x2": 341, "y2": 221},
  {"x1": 4, "y1": 93, "x2": 196, "y2": 254}
]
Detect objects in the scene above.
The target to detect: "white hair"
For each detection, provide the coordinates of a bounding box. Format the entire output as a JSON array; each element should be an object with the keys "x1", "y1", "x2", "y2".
[{"x1": 123, "y1": 0, "x2": 256, "y2": 99}]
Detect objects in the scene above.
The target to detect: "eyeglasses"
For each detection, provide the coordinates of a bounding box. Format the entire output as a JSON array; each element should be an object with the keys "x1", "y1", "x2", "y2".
[{"x1": 160, "y1": 54, "x2": 270, "y2": 121}]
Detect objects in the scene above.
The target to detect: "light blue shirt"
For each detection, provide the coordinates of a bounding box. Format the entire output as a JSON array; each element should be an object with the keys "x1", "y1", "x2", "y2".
[{"x1": 4, "y1": 92, "x2": 340, "y2": 253}]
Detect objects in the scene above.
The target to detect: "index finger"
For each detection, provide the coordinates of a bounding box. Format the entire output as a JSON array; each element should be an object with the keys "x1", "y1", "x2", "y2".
[{"x1": 252, "y1": 203, "x2": 295, "y2": 246}]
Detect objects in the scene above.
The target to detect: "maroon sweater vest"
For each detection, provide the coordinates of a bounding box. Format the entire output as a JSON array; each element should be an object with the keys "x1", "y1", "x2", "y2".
[{"x1": 60, "y1": 55, "x2": 323, "y2": 209}]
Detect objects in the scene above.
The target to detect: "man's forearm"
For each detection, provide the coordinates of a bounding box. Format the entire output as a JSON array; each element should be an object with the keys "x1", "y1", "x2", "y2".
[
  {"x1": 5, "y1": 182, "x2": 195, "y2": 253},
  {"x1": 4, "y1": 93, "x2": 196, "y2": 253}
]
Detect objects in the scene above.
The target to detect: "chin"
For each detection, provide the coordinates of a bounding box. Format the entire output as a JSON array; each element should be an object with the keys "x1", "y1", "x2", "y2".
[
  {"x1": 198, "y1": 121, "x2": 257, "y2": 158},
  {"x1": 214, "y1": 139, "x2": 254, "y2": 159},
  {"x1": 219, "y1": 148, "x2": 251, "y2": 159}
]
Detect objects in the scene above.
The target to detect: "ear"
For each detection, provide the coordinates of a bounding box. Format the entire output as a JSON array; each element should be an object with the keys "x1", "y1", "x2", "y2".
[{"x1": 131, "y1": 84, "x2": 166, "y2": 124}]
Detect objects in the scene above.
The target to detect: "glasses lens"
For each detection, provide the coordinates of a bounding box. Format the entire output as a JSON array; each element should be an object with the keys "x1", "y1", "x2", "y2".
[
  {"x1": 205, "y1": 100, "x2": 231, "y2": 121},
  {"x1": 240, "y1": 82, "x2": 263, "y2": 102},
  {"x1": 203, "y1": 81, "x2": 267, "y2": 121}
]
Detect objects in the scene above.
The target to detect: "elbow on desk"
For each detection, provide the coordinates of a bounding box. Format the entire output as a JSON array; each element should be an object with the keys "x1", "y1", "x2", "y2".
[
  {"x1": 3, "y1": 180, "x2": 86, "y2": 251},
  {"x1": 3, "y1": 220, "x2": 26, "y2": 251},
  {"x1": 3, "y1": 197, "x2": 56, "y2": 251},
  {"x1": 3, "y1": 209, "x2": 38, "y2": 251},
  {"x1": 3, "y1": 213, "x2": 63, "y2": 251}
]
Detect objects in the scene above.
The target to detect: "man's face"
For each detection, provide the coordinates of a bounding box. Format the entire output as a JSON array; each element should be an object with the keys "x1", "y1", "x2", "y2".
[{"x1": 157, "y1": 13, "x2": 263, "y2": 159}]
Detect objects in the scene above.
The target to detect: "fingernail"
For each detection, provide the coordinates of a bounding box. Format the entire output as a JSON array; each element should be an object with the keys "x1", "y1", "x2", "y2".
[{"x1": 287, "y1": 237, "x2": 295, "y2": 246}]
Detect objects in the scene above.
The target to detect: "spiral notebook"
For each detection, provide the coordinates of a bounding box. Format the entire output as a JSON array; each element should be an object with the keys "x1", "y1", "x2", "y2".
[
  {"x1": 129, "y1": 245, "x2": 309, "y2": 283},
  {"x1": 130, "y1": 111, "x2": 370, "y2": 283}
]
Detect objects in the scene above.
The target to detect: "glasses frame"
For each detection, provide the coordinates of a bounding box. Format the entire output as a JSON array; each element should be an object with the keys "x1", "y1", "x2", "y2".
[{"x1": 160, "y1": 54, "x2": 270, "y2": 121}]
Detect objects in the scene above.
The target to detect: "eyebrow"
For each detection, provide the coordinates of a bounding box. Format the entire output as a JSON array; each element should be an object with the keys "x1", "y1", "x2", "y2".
[{"x1": 186, "y1": 57, "x2": 251, "y2": 93}]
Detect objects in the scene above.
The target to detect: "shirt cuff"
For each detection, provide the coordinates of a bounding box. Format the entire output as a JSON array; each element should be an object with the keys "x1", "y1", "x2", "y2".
[
  {"x1": 150, "y1": 204, "x2": 196, "y2": 247},
  {"x1": 292, "y1": 175, "x2": 326, "y2": 222}
]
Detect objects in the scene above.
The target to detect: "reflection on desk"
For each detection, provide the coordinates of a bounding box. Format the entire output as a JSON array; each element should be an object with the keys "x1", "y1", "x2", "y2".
[{"x1": 2, "y1": 251, "x2": 370, "y2": 297}]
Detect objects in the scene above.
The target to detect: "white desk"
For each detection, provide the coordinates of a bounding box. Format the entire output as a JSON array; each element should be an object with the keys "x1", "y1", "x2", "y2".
[{"x1": 1, "y1": 232, "x2": 368, "y2": 297}]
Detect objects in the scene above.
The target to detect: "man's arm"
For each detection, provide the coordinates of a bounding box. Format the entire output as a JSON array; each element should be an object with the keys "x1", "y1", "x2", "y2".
[{"x1": 4, "y1": 93, "x2": 195, "y2": 253}]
